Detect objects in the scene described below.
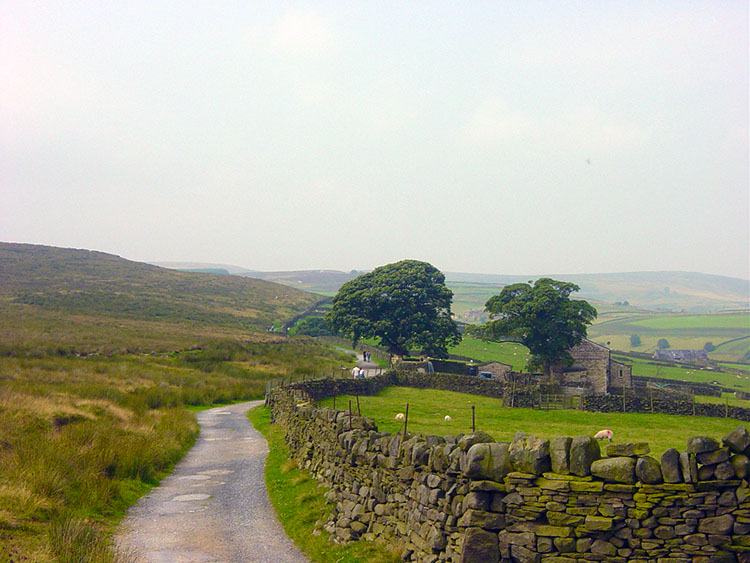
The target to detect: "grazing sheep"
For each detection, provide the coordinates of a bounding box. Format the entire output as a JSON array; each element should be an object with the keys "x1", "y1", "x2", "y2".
[
  {"x1": 444, "y1": 415, "x2": 452, "y2": 422},
  {"x1": 594, "y1": 429, "x2": 613, "y2": 442},
  {"x1": 395, "y1": 413, "x2": 405, "y2": 421}
]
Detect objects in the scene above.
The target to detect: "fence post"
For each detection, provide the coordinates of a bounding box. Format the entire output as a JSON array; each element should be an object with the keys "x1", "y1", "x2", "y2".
[
  {"x1": 650, "y1": 388, "x2": 654, "y2": 413},
  {"x1": 333, "y1": 396, "x2": 336, "y2": 410},
  {"x1": 403, "y1": 403, "x2": 409, "y2": 440},
  {"x1": 692, "y1": 393, "x2": 696, "y2": 416},
  {"x1": 725, "y1": 396, "x2": 729, "y2": 418},
  {"x1": 622, "y1": 388, "x2": 626, "y2": 412},
  {"x1": 471, "y1": 405, "x2": 476, "y2": 432},
  {"x1": 348, "y1": 400, "x2": 352, "y2": 430},
  {"x1": 356, "y1": 395, "x2": 361, "y2": 416}
]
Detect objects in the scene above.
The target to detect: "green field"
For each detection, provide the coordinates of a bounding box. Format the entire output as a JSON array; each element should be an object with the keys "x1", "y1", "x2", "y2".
[
  {"x1": 631, "y1": 313, "x2": 750, "y2": 330},
  {"x1": 319, "y1": 387, "x2": 744, "y2": 459},
  {"x1": 588, "y1": 311, "x2": 750, "y2": 363},
  {"x1": 448, "y1": 337, "x2": 530, "y2": 370}
]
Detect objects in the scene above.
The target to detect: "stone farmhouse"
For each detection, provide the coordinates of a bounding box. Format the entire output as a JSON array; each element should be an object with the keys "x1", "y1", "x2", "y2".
[
  {"x1": 552, "y1": 338, "x2": 632, "y2": 394},
  {"x1": 654, "y1": 349, "x2": 709, "y2": 363}
]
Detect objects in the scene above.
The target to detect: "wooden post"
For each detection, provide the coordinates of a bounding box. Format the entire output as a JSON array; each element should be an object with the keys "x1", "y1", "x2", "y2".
[
  {"x1": 333, "y1": 396, "x2": 336, "y2": 410},
  {"x1": 622, "y1": 388, "x2": 626, "y2": 412},
  {"x1": 650, "y1": 388, "x2": 654, "y2": 412},
  {"x1": 356, "y1": 395, "x2": 361, "y2": 416},
  {"x1": 403, "y1": 403, "x2": 409, "y2": 440},
  {"x1": 471, "y1": 405, "x2": 476, "y2": 432},
  {"x1": 348, "y1": 400, "x2": 352, "y2": 430},
  {"x1": 725, "y1": 396, "x2": 729, "y2": 418},
  {"x1": 511, "y1": 379, "x2": 516, "y2": 408}
]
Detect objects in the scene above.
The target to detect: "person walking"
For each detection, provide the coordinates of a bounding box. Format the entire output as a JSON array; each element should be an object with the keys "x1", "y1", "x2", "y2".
[{"x1": 351, "y1": 366, "x2": 361, "y2": 378}]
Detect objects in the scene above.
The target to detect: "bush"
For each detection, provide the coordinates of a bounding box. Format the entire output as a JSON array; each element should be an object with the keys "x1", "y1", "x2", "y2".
[
  {"x1": 630, "y1": 334, "x2": 642, "y2": 347},
  {"x1": 657, "y1": 338, "x2": 670, "y2": 349}
]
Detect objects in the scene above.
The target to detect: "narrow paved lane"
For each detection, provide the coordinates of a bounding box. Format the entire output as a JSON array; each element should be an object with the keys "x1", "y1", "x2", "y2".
[{"x1": 116, "y1": 401, "x2": 308, "y2": 563}]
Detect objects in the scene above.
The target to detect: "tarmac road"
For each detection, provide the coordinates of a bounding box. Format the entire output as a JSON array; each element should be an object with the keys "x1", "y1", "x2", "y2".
[{"x1": 116, "y1": 401, "x2": 308, "y2": 563}]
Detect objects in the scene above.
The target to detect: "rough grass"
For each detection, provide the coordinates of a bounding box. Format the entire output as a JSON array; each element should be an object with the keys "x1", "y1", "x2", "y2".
[
  {"x1": 319, "y1": 387, "x2": 745, "y2": 459},
  {"x1": 247, "y1": 406, "x2": 402, "y2": 563},
  {"x1": 0, "y1": 338, "x2": 350, "y2": 561}
]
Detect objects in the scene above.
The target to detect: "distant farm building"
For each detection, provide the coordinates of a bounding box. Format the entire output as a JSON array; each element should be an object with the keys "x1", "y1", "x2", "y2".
[
  {"x1": 476, "y1": 361, "x2": 513, "y2": 380},
  {"x1": 654, "y1": 349, "x2": 709, "y2": 363},
  {"x1": 553, "y1": 339, "x2": 632, "y2": 394}
]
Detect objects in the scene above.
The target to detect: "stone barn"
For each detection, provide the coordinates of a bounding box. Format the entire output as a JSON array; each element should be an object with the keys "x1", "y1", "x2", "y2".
[
  {"x1": 553, "y1": 338, "x2": 632, "y2": 394},
  {"x1": 476, "y1": 361, "x2": 513, "y2": 380}
]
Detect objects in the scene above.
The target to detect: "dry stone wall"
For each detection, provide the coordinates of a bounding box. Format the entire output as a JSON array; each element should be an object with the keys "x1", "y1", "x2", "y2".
[{"x1": 268, "y1": 385, "x2": 750, "y2": 563}]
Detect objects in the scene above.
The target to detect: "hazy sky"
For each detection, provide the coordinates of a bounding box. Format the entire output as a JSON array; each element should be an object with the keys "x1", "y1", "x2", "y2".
[{"x1": 2, "y1": 2, "x2": 748, "y2": 278}]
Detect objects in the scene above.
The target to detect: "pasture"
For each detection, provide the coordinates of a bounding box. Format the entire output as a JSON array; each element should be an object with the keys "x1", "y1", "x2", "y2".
[
  {"x1": 318, "y1": 387, "x2": 744, "y2": 459},
  {"x1": 448, "y1": 336, "x2": 530, "y2": 370},
  {"x1": 587, "y1": 311, "x2": 749, "y2": 362}
]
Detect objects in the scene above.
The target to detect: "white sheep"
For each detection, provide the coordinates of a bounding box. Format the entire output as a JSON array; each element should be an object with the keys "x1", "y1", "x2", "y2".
[
  {"x1": 594, "y1": 429, "x2": 613, "y2": 442},
  {"x1": 394, "y1": 413, "x2": 405, "y2": 421},
  {"x1": 444, "y1": 415, "x2": 452, "y2": 422}
]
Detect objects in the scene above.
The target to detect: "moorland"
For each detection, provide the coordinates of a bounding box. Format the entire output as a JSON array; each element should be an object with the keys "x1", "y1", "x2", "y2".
[{"x1": 0, "y1": 243, "x2": 351, "y2": 562}]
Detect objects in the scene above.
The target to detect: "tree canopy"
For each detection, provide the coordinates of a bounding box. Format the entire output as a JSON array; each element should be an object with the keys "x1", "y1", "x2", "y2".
[
  {"x1": 326, "y1": 260, "x2": 460, "y2": 357},
  {"x1": 478, "y1": 278, "x2": 597, "y2": 375}
]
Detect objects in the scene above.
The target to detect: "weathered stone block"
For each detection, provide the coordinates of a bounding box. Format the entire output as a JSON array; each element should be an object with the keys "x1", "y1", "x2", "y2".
[
  {"x1": 547, "y1": 511, "x2": 584, "y2": 526},
  {"x1": 550, "y1": 436, "x2": 572, "y2": 474},
  {"x1": 697, "y1": 514, "x2": 734, "y2": 535},
  {"x1": 713, "y1": 461, "x2": 735, "y2": 480},
  {"x1": 509, "y1": 432, "x2": 551, "y2": 475},
  {"x1": 585, "y1": 515, "x2": 614, "y2": 531},
  {"x1": 457, "y1": 509, "x2": 506, "y2": 530},
  {"x1": 591, "y1": 456, "x2": 637, "y2": 484},
  {"x1": 730, "y1": 453, "x2": 749, "y2": 479},
  {"x1": 607, "y1": 442, "x2": 650, "y2": 457},
  {"x1": 636, "y1": 456, "x2": 663, "y2": 484},
  {"x1": 590, "y1": 539, "x2": 617, "y2": 556},
  {"x1": 458, "y1": 431, "x2": 495, "y2": 452},
  {"x1": 697, "y1": 447, "x2": 730, "y2": 465},
  {"x1": 679, "y1": 451, "x2": 698, "y2": 483},
  {"x1": 464, "y1": 442, "x2": 512, "y2": 481},
  {"x1": 687, "y1": 436, "x2": 720, "y2": 455},
  {"x1": 723, "y1": 425, "x2": 750, "y2": 454},
  {"x1": 569, "y1": 435, "x2": 601, "y2": 477},
  {"x1": 661, "y1": 448, "x2": 682, "y2": 484},
  {"x1": 460, "y1": 527, "x2": 499, "y2": 563}
]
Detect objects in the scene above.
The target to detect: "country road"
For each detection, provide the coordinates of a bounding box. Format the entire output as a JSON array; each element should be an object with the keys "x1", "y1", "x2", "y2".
[{"x1": 116, "y1": 401, "x2": 308, "y2": 563}]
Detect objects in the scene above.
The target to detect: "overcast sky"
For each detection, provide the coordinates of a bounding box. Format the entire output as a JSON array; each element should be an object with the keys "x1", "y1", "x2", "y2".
[{"x1": 2, "y1": 1, "x2": 748, "y2": 278}]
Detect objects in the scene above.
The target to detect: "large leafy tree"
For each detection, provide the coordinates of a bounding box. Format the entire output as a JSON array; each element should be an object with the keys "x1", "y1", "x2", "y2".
[
  {"x1": 326, "y1": 260, "x2": 460, "y2": 357},
  {"x1": 479, "y1": 278, "x2": 597, "y2": 377}
]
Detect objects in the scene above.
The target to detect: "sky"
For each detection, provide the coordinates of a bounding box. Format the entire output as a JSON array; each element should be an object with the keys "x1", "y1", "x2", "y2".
[{"x1": 1, "y1": 1, "x2": 748, "y2": 279}]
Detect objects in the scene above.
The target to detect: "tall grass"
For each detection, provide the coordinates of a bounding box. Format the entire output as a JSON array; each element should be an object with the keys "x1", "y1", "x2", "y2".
[{"x1": 0, "y1": 336, "x2": 349, "y2": 561}]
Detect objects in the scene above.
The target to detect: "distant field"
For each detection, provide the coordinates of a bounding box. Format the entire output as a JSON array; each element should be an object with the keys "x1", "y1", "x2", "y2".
[
  {"x1": 588, "y1": 310, "x2": 750, "y2": 363},
  {"x1": 631, "y1": 313, "x2": 750, "y2": 330},
  {"x1": 611, "y1": 354, "x2": 750, "y2": 392},
  {"x1": 320, "y1": 387, "x2": 743, "y2": 459},
  {"x1": 449, "y1": 337, "x2": 529, "y2": 370}
]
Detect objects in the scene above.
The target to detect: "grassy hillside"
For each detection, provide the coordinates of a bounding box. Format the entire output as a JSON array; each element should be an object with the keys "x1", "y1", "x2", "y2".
[
  {"x1": 1, "y1": 243, "x2": 319, "y2": 333},
  {"x1": 0, "y1": 243, "x2": 353, "y2": 562},
  {"x1": 445, "y1": 271, "x2": 749, "y2": 313}
]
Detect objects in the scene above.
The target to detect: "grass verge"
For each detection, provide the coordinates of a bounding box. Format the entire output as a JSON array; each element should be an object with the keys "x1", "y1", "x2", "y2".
[{"x1": 247, "y1": 406, "x2": 400, "y2": 563}]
